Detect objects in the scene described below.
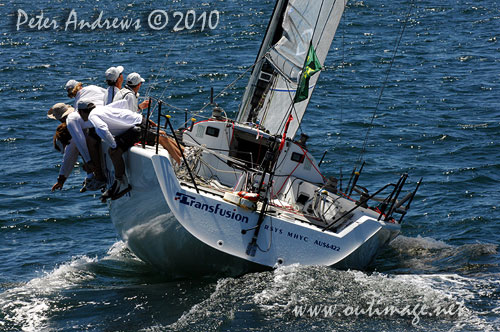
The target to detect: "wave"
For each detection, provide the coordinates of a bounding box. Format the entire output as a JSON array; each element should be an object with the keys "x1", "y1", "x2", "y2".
[
  {"x1": 0, "y1": 242, "x2": 154, "y2": 332},
  {"x1": 0, "y1": 256, "x2": 98, "y2": 332},
  {"x1": 0, "y1": 241, "x2": 497, "y2": 332},
  {"x1": 161, "y1": 264, "x2": 498, "y2": 332},
  {"x1": 376, "y1": 235, "x2": 498, "y2": 274}
]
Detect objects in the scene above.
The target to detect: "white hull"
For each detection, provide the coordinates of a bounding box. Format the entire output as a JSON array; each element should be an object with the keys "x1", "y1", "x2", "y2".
[
  {"x1": 108, "y1": 147, "x2": 263, "y2": 277},
  {"x1": 106, "y1": 145, "x2": 400, "y2": 274}
]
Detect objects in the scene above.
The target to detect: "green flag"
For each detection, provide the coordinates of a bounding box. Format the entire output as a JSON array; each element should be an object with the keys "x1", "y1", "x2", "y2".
[{"x1": 294, "y1": 44, "x2": 322, "y2": 103}]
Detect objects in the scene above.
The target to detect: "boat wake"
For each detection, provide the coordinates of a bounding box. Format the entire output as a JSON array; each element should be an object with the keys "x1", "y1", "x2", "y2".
[
  {"x1": 0, "y1": 238, "x2": 497, "y2": 332},
  {"x1": 164, "y1": 264, "x2": 499, "y2": 332},
  {"x1": 375, "y1": 235, "x2": 498, "y2": 274},
  {"x1": 0, "y1": 255, "x2": 98, "y2": 332},
  {"x1": 0, "y1": 242, "x2": 152, "y2": 332}
]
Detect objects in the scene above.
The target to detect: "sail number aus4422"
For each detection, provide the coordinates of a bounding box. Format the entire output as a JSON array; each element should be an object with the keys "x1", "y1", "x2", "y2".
[{"x1": 314, "y1": 240, "x2": 341, "y2": 252}]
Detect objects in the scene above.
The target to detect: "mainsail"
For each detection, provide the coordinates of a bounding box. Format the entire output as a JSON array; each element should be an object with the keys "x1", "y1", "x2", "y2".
[{"x1": 237, "y1": 0, "x2": 346, "y2": 139}]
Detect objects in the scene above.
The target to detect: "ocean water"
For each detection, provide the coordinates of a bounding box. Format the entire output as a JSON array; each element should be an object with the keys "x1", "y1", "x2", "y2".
[{"x1": 1, "y1": 0, "x2": 499, "y2": 331}]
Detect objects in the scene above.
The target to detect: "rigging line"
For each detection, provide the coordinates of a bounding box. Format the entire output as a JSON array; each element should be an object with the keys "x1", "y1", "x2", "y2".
[
  {"x1": 280, "y1": 78, "x2": 304, "y2": 136},
  {"x1": 274, "y1": 60, "x2": 307, "y2": 135},
  {"x1": 314, "y1": 0, "x2": 338, "y2": 51},
  {"x1": 183, "y1": 132, "x2": 261, "y2": 172},
  {"x1": 194, "y1": 55, "x2": 265, "y2": 117},
  {"x1": 147, "y1": 27, "x2": 214, "y2": 115},
  {"x1": 272, "y1": 78, "x2": 295, "y2": 136},
  {"x1": 144, "y1": 33, "x2": 180, "y2": 99},
  {"x1": 145, "y1": 40, "x2": 181, "y2": 117},
  {"x1": 151, "y1": 60, "x2": 217, "y2": 116},
  {"x1": 264, "y1": 48, "x2": 298, "y2": 84},
  {"x1": 272, "y1": 161, "x2": 301, "y2": 199},
  {"x1": 274, "y1": 84, "x2": 293, "y2": 134},
  {"x1": 145, "y1": 2, "x2": 207, "y2": 98},
  {"x1": 147, "y1": 78, "x2": 175, "y2": 117},
  {"x1": 297, "y1": 144, "x2": 327, "y2": 182},
  {"x1": 337, "y1": 0, "x2": 347, "y2": 149},
  {"x1": 357, "y1": 1, "x2": 414, "y2": 165},
  {"x1": 312, "y1": 0, "x2": 327, "y2": 45},
  {"x1": 337, "y1": 0, "x2": 347, "y2": 185},
  {"x1": 151, "y1": 78, "x2": 175, "y2": 112},
  {"x1": 275, "y1": 103, "x2": 293, "y2": 137},
  {"x1": 161, "y1": 100, "x2": 185, "y2": 112}
]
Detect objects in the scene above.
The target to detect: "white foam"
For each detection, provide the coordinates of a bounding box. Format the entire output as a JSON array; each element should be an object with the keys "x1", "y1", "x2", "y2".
[
  {"x1": 151, "y1": 264, "x2": 499, "y2": 331},
  {"x1": 351, "y1": 270, "x2": 499, "y2": 331},
  {"x1": 0, "y1": 256, "x2": 97, "y2": 332},
  {"x1": 390, "y1": 235, "x2": 453, "y2": 250},
  {"x1": 166, "y1": 277, "x2": 235, "y2": 331},
  {"x1": 106, "y1": 240, "x2": 128, "y2": 256},
  {"x1": 253, "y1": 264, "x2": 312, "y2": 313}
]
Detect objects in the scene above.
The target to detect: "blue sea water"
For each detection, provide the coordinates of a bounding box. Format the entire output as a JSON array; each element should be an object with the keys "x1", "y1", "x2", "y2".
[{"x1": 1, "y1": 0, "x2": 499, "y2": 331}]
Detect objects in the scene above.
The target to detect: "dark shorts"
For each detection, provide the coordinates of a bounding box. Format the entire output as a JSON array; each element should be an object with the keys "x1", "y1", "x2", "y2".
[
  {"x1": 88, "y1": 128, "x2": 100, "y2": 141},
  {"x1": 115, "y1": 127, "x2": 141, "y2": 151},
  {"x1": 114, "y1": 117, "x2": 158, "y2": 151}
]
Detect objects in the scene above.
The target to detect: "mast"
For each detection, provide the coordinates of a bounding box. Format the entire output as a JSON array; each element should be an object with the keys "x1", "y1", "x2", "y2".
[
  {"x1": 237, "y1": 0, "x2": 289, "y2": 125},
  {"x1": 237, "y1": 0, "x2": 347, "y2": 140}
]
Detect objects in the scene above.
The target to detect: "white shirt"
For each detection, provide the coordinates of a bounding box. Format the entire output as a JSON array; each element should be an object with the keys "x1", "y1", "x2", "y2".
[
  {"x1": 64, "y1": 84, "x2": 106, "y2": 164},
  {"x1": 66, "y1": 111, "x2": 94, "y2": 163},
  {"x1": 59, "y1": 140, "x2": 79, "y2": 178},
  {"x1": 73, "y1": 85, "x2": 106, "y2": 110},
  {"x1": 113, "y1": 86, "x2": 140, "y2": 113},
  {"x1": 58, "y1": 100, "x2": 129, "y2": 179},
  {"x1": 88, "y1": 100, "x2": 142, "y2": 149},
  {"x1": 103, "y1": 86, "x2": 120, "y2": 106}
]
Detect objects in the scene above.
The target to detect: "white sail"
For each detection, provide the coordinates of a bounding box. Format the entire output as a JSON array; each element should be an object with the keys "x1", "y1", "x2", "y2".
[
  {"x1": 237, "y1": 0, "x2": 346, "y2": 139},
  {"x1": 236, "y1": 0, "x2": 288, "y2": 126}
]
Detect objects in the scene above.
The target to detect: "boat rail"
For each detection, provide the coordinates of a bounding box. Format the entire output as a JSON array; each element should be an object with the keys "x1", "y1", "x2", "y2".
[{"x1": 139, "y1": 98, "x2": 422, "y2": 229}]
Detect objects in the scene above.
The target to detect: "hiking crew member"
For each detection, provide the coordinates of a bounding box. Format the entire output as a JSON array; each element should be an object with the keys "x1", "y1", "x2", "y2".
[
  {"x1": 64, "y1": 81, "x2": 107, "y2": 191},
  {"x1": 47, "y1": 103, "x2": 79, "y2": 191},
  {"x1": 78, "y1": 99, "x2": 141, "y2": 200},
  {"x1": 77, "y1": 98, "x2": 184, "y2": 200},
  {"x1": 65, "y1": 79, "x2": 106, "y2": 110}
]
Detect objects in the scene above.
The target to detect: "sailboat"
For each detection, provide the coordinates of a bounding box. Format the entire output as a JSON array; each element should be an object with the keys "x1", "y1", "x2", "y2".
[{"x1": 106, "y1": 0, "x2": 421, "y2": 276}]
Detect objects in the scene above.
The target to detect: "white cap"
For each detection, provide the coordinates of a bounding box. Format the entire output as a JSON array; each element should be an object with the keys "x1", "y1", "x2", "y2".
[
  {"x1": 77, "y1": 99, "x2": 94, "y2": 110},
  {"x1": 47, "y1": 103, "x2": 74, "y2": 121},
  {"x1": 126, "y1": 72, "x2": 145, "y2": 86},
  {"x1": 65, "y1": 79, "x2": 80, "y2": 91},
  {"x1": 105, "y1": 65, "x2": 124, "y2": 82}
]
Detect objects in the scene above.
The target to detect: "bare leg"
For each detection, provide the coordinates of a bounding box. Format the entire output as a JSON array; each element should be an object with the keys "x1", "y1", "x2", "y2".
[{"x1": 158, "y1": 136, "x2": 183, "y2": 165}]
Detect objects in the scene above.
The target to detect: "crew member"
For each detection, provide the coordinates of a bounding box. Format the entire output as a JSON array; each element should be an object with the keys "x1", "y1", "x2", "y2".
[
  {"x1": 77, "y1": 99, "x2": 183, "y2": 201},
  {"x1": 103, "y1": 66, "x2": 124, "y2": 105},
  {"x1": 64, "y1": 80, "x2": 108, "y2": 191},
  {"x1": 113, "y1": 72, "x2": 149, "y2": 113},
  {"x1": 47, "y1": 103, "x2": 79, "y2": 191},
  {"x1": 47, "y1": 103, "x2": 105, "y2": 191},
  {"x1": 65, "y1": 79, "x2": 106, "y2": 110}
]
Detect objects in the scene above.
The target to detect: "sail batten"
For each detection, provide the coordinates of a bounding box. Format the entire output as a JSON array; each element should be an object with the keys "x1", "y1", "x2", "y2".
[{"x1": 237, "y1": 0, "x2": 346, "y2": 139}]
